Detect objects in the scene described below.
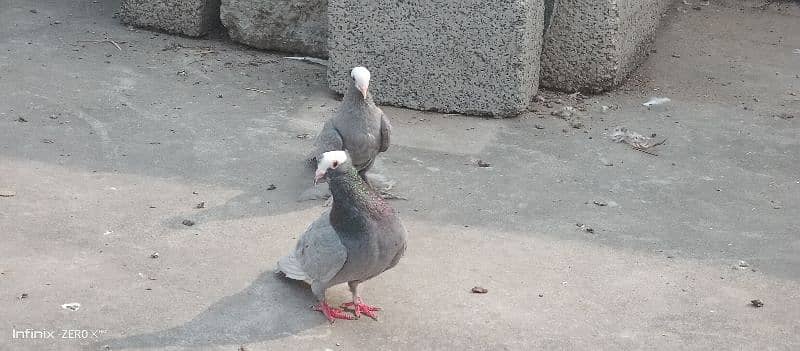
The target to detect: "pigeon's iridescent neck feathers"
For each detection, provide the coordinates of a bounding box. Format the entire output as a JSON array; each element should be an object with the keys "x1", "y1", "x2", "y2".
[{"x1": 328, "y1": 163, "x2": 392, "y2": 235}]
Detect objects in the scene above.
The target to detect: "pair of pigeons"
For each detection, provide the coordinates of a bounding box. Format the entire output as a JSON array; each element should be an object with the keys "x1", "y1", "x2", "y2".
[{"x1": 276, "y1": 67, "x2": 407, "y2": 322}]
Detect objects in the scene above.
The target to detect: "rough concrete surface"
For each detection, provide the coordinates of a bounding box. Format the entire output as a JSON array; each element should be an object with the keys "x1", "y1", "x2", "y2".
[
  {"x1": 2, "y1": 0, "x2": 800, "y2": 350},
  {"x1": 328, "y1": 0, "x2": 544, "y2": 117},
  {"x1": 220, "y1": 0, "x2": 328, "y2": 57},
  {"x1": 120, "y1": 0, "x2": 221, "y2": 37},
  {"x1": 540, "y1": 0, "x2": 672, "y2": 92}
]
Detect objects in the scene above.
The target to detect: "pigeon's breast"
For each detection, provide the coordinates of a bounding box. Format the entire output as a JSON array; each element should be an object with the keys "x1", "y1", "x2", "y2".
[{"x1": 329, "y1": 221, "x2": 405, "y2": 285}]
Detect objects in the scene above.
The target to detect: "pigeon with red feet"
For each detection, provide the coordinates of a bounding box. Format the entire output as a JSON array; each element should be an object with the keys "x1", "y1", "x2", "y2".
[{"x1": 278, "y1": 150, "x2": 407, "y2": 322}]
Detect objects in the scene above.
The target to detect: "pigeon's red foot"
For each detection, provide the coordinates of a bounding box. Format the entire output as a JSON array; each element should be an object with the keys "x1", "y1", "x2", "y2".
[
  {"x1": 342, "y1": 298, "x2": 381, "y2": 320},
  {"x1": 313, "y1": 302, "x2": 355, "y2": 323}
]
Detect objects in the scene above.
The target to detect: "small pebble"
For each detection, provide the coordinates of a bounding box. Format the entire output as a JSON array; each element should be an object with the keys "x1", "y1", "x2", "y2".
[
  {"x1": 471, "y1": 286, "x2": 488, "y2": 294},
  {"x1": 750, "y1": 299, "x2": 764, "y2": 308},
  {"x1": 577, "y1": 223, "x2": 594, "y2": 233},
  {"x1": 266, "y1": 184, "x2": 277, "y2": 190},
  {"x1": 182, "y1": 219, "x2": 195, "y2": 226},
  {"x1": 195, "y1": 201, "x2": 205, "y2": 209},
  {"x1": 150, "y1": 252, "x2": 159, "y2": 259}
]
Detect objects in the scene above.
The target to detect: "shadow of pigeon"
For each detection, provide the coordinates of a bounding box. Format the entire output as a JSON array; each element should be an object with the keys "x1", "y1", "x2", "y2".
[{"x1": 100, "y1": 272, "x2": 323, "y2": 349}]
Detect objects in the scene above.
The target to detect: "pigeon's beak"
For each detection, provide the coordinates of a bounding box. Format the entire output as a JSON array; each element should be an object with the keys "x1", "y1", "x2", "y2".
[
  {"x1": 314, "y1": 171, "x2": 326, "y2": 185},
  {"x1": 356, "y1": 82, "x2": 369, "y2": 100}
]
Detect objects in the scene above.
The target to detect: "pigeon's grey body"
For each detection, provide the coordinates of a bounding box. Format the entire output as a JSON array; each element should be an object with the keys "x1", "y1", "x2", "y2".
[
  {"x1": 309, "y1": 79, "x2": 391, "y2": 177},
  {"x1": 277, "y1": 159, "x2": 406, "y2": 316}
]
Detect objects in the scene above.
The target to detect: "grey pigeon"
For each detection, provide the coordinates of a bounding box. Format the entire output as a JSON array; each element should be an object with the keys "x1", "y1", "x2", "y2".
[
  {"x1": 309, "y1": 67, "x2": 391, "y2": 180},
  {"x1": 278, "y1": 150, "x2": 407, "y2": 322}
]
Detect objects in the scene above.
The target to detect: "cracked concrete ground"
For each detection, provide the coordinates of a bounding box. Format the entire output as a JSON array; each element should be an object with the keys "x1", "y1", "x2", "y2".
[{"x1": 1, "y1": 0, "x2": 799, "y2": 350}]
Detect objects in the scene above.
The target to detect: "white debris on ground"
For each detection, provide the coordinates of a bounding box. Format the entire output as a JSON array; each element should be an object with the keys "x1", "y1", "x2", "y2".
[
  {"x1": 642, "y1": 97, "x2": 671, "y2": 106},
  {"x1": 611, "y1": 127, "x2": 656, "y2": 148},
  {"x1": 551, "y1": 106, "x2": 576, "y2": 118},
  {"x1": 284, "y1": 56, "x2": 328, "y2": 66},
  {"x1": 61, "y1": 302, "x2": 81, "y2": 311}
]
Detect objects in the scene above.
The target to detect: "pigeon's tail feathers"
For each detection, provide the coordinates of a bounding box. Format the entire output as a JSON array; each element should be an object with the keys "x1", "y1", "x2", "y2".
[{"x1": 276, "y1": 253, "x2": 309, "y2": 282}]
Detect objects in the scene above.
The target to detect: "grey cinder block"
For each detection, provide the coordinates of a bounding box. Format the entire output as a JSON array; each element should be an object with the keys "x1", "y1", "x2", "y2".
[
  {"x1": 328, "y1": 0, "x2": 545, "y2": 117},
  {"x1": 540, "y1": 0, "x2": 672, "y2": 92},
  {"x1": 120, "y1": 0, "x2": 221, "y2": 37},
  {"x1": 220, "y1": 0, "x2": 328, "y2": 57}
]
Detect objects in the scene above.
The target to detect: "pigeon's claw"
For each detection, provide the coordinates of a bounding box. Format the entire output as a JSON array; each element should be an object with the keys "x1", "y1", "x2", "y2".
[
  {"x1": 342, "y1": 299, "x2": 381, "y2": 320},
  {"x1": 314, "y1": 302, "x2": 355, "y2": 323}
]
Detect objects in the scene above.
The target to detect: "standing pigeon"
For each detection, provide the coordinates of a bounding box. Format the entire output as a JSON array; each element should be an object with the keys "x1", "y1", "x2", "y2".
[
  {"x1": 309, "y1": 67, "x2": 391, "y2": 181},
  {"x1": 278, "y1": 150, "x2": 407, "y2": 322}
]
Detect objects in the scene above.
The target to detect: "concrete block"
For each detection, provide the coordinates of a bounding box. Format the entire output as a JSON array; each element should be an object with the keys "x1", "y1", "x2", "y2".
[
  {"x1": 540, "y1": 0, "x2": 672, "y2": 92},
  {"x1": 220, "y1": 0, "x2": 327, "y2": 57},
  {"x1": 328, "y1": 0, "x2": 545, "y2": 117},
  {"x1": 120, "y1": 0, "x2": 221, "y2": 37}
]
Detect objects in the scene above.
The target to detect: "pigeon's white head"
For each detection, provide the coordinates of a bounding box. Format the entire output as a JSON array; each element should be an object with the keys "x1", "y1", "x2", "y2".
[
  {"x1": 351, "y1": 66, "x2": 371, "y2": 99},
  {"x1": 315, "y1": 150, "x2": 348, "y2": 184}
]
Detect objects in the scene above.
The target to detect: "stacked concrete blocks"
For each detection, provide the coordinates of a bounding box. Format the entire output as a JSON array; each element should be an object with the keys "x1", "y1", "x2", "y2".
[
  {"x1": 220, "y1": 0, "x2": 328, "y2": 57},
  {"x1": 120, "y1": 0, "x2": 221, "y2": 37},
  {"x1": 328, "y1": 0, "x2": 545, "y2": 117},
  {"x1": 540, "y1": 0, "x2": 672, "y2": 92}
]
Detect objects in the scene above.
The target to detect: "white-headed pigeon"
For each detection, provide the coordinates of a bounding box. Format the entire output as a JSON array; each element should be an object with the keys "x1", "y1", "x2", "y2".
[
  {"x1": 278, "y1": 151, "x2": 407, "y2": 322},
  {"x1": 308, "y1": 67, "x2": 391, "y2": 181}
]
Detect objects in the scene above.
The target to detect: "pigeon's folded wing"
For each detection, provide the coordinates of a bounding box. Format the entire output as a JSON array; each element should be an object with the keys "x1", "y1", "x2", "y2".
[{"x1": 294, "y1": 209, "x2": 347, "y2": 285}]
